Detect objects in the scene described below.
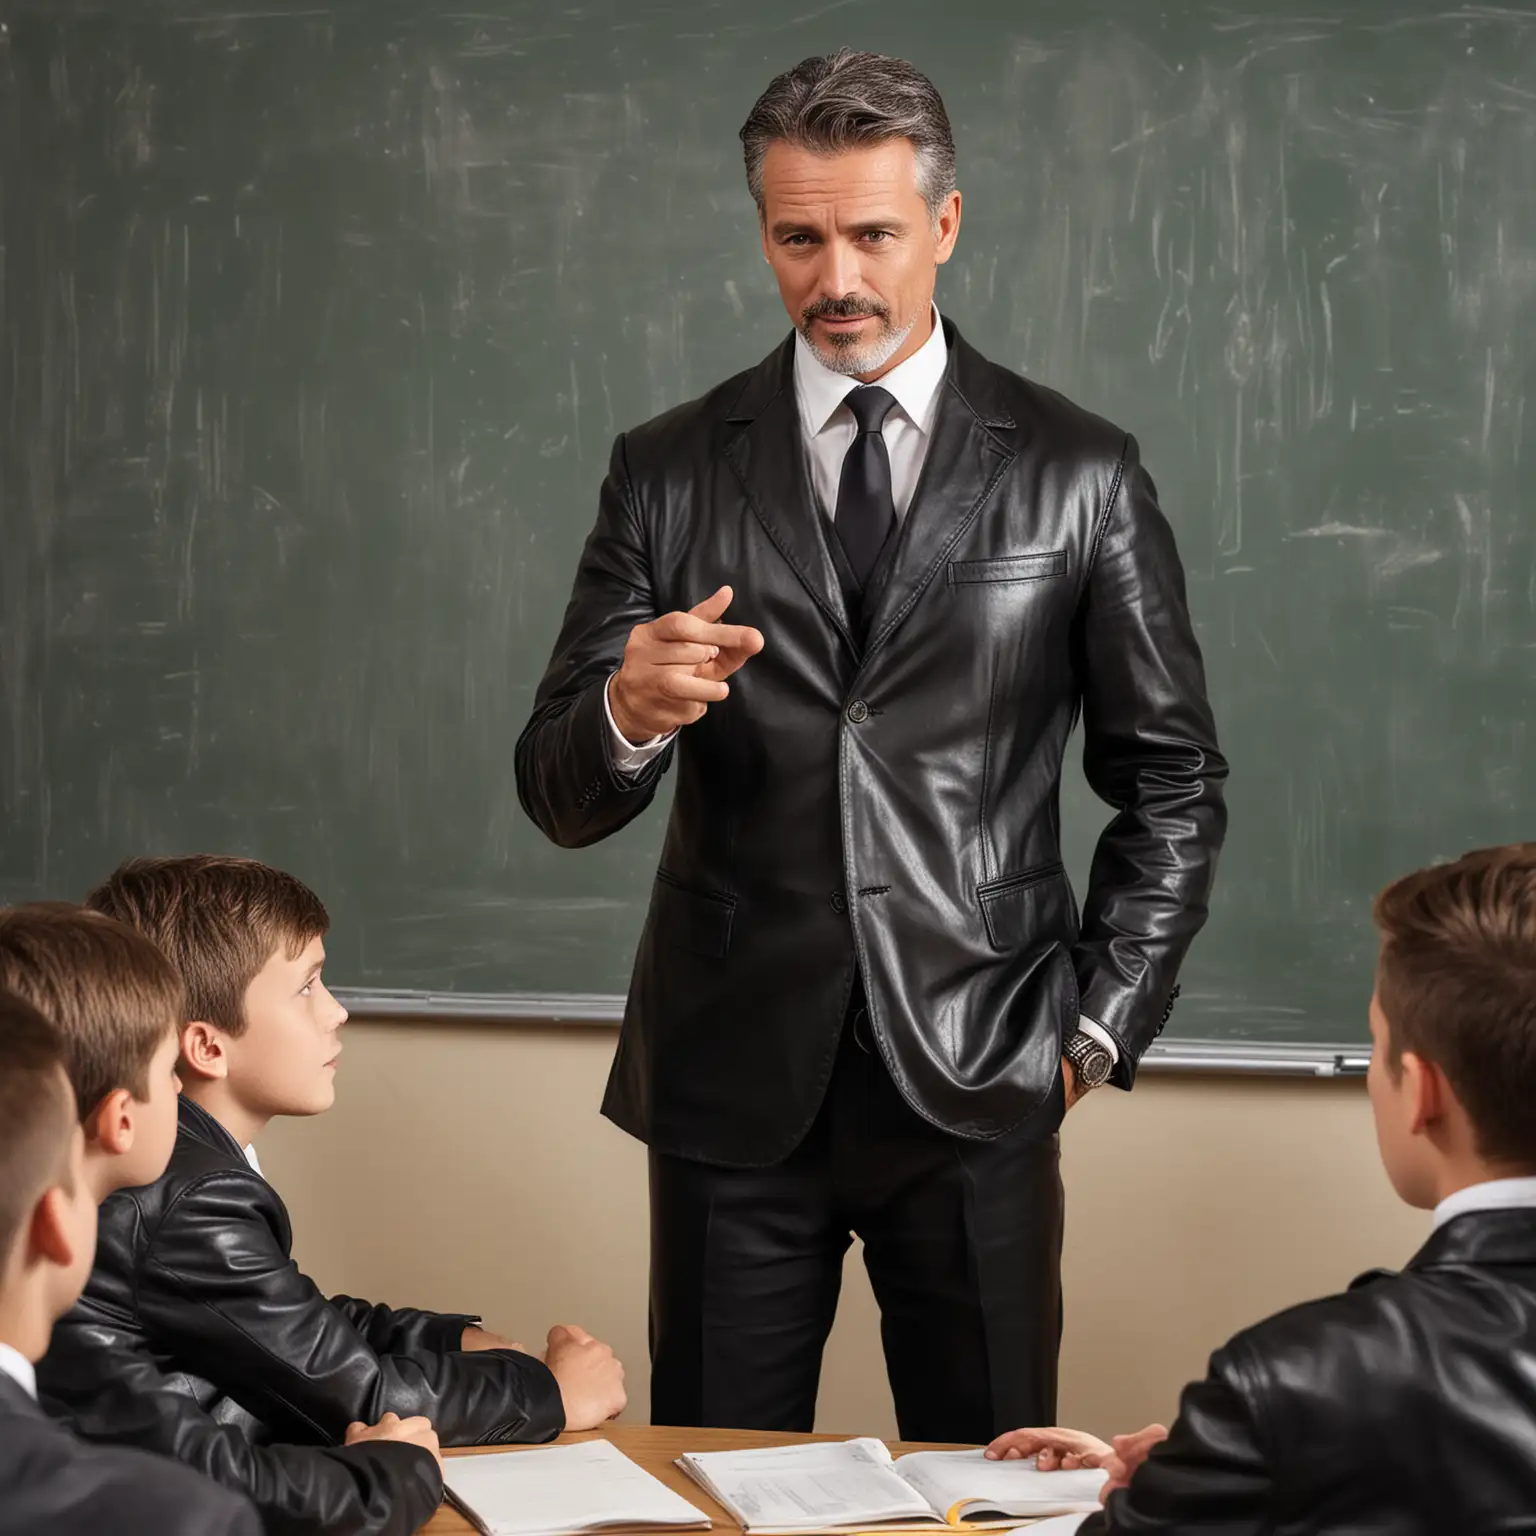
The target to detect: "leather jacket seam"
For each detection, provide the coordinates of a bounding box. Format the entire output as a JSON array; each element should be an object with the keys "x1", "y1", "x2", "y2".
[{"x1": 1081, "y1": 438, "x2": 1130, "y2": 593}]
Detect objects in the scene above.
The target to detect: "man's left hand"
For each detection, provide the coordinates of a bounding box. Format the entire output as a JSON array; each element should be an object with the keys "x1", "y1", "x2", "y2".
[
  {"x1": 1062, "y1": 1057, "x2": 1083, "y2": 1110},
  {"x1": 461, "y1": 1325, "x2": 526, "y2": 1353}
]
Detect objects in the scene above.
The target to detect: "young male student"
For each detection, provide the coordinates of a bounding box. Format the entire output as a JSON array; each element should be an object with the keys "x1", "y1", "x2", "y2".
[
  {"x1": 989, "y1": 843, "x2": 1536, "y2": 1534},
  {"x1": 0, "y1": 986, "x2": 261, "y2": 1536},
  {"x1": 2, "y1": 903, "x2": 446, "y2": 1536},
  {"x1": 50, "y1": 857, "x2": 625, "y2": 1454}
]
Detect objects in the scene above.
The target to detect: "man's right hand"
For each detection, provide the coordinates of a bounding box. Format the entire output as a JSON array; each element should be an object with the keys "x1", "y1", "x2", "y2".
[
  {"x1": 344, "y1": 1412, "x2": 443, "y2": 1472},
  {"x1": 543, "y1": 1323, "x2": 627, "y2": 1430},
  {"x1": 608, "y1": 585, "x2": 764, "y2": 743}
]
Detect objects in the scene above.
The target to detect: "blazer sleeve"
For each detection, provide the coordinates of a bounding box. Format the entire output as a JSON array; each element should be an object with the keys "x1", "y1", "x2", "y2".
[
  {"x1": 514, "y1": 433, "x2": 675, "y2": 848},
  {"x1": 0, "y1": 1415, "x2": 265, "y2": 1536},
  {"x1": 137, "y1": 1168, "x2": 565, "y2": 1447},
  {"x1": 1072, "y1": 434, "x2": 1228, "y2": 1081},
  {"x1": 37, "y1": 1353, "x2": 440, "y2": 1536},
  {"x1": 1080, "y1": 1341, "x2": 1274, "y2": 1535},
  {"x1": 329, "y1": 1293, "x2": 480, "y2": 1358}
]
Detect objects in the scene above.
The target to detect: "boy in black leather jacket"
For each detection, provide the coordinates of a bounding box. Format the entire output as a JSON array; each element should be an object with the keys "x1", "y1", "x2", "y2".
[
  {"x1": 3, "y1": 900, "x2": 446, "y2": 1536},
  {"x1": 38, "y1": 859, "x2": 622, "y2": 1531},
  {"x1": 0, "y1": 985, "x2": 261, "y2": 1536},
  {"x1": 991, "y1": 844, "x2": 1536, "y2": 1535}
]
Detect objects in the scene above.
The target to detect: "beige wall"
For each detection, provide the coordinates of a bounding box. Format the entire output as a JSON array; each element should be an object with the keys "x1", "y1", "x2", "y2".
[{"x1": 260, "y1": 1020, "x2": 1428, "y2": 1440}]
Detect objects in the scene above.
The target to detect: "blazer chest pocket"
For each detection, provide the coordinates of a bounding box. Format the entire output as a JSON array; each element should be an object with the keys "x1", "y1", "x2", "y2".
[
  {"x1": 652, "y1": 870, "x2": 735, "y2": 959},
  {"x1": 977, "y1": 861, "x2": 1076, "y2": 952},
  {"x1": 948, "y1": 549, "x2": 1068, "y2": 586}
]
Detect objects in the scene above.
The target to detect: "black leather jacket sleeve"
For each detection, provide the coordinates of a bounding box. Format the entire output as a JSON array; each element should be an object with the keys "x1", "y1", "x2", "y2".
[
  {"x1": 1071, "y1": 436, "x2": 1228, "y2": 1079},
  {"x1": 139, "y1": 1168, "x2": 565, "y2": 1447},
  {"x1": 1081, "y1": 1342, "x2": 1272, "y2": 1535},
  {"x1": 41, "y1": 1356, "x2": 442, "y2": 1536},
  {"x1": 329, "y1": 1294, "x2": 479, "y2": 1358},
  {"x1": 515, "y1": 434, "x2": 673, "y2": 848}
]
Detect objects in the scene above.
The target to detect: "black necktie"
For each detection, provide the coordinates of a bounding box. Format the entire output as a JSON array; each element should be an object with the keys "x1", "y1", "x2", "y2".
[{"x1": 834, "y1": 386, "x2": 898, "y2": 588}]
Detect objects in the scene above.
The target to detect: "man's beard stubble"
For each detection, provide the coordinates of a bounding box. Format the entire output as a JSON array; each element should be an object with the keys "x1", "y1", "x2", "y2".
[{"x1": 798, "y1": 295, "x2": 914, "y2": 378}]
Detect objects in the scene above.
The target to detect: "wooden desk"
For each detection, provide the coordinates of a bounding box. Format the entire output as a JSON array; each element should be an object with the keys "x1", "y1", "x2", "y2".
[{"x1": 423, "y1": 1425, "x2": 965, "y2": 1535}]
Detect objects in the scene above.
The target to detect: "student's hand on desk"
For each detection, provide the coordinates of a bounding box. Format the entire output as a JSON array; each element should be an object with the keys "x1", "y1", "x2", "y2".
[
  {"x1": 1100, "y1": 1424, "x2": 1169, "y2": 1494},
  {"x1": 461, "y1": 1325, "x2": 527, "y2": 1353},
  {"x1": 544, "y1": 1323, "x2": 627, "y2": 1430},
  {"x1": 985, "y1": 1426, "x2": 1111, "y2": 1470},
  {"x1": 609, "y1": 585, "x2": 765, "y2": 742},
  {"x1": 345, "y1": 1412, "x2": 444, "y2": 1472}
]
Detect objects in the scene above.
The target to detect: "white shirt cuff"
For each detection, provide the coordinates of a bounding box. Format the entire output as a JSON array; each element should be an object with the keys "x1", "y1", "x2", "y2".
[
  {"x1": 1076, "y1": 1015, "x2": 1120, "y2": 1065},
  {"x1": 603, "y1": 673, "x2": 675, "y2": 774}
]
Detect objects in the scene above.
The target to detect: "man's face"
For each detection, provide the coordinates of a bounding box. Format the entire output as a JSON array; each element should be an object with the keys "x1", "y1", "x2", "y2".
[
  {"x1": 224, "y1": 935, "x2": 348, "y2": 1121},
  {"x1": 759, "y1": 138, "x2": 960, "y2": 379}
]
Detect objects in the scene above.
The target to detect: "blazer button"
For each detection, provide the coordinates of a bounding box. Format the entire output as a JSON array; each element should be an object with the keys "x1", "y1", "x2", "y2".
[
  {"x1": 846, "y1": 699, "x2": 870, "y2": 724},
  {"x1": 830, "y1": 891, "x2": 847, "y2": 915}
]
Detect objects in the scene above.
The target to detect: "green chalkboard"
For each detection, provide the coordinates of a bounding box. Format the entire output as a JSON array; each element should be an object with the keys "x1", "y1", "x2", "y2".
[{"x1": 2, "y1": 1, "x2": 1533, "y2": 1049}]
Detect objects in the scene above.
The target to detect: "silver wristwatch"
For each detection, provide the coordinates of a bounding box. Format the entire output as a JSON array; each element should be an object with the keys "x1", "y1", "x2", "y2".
[{"x1": 1064, "y1": 1028, "x2": 1114, "y2": 1092}]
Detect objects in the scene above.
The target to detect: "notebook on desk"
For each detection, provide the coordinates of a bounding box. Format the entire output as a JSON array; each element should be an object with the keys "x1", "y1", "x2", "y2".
[
  {"x1": 676, "y1": 1439, "x2": 1106, "y2": 1532},
  {"x1": 442, "y1": 1439, "x2": 712, "y2": 1536}
]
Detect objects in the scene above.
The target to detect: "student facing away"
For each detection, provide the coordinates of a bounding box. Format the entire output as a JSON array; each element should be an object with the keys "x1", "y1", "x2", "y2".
[{"x1": 994, "y1": 843, "x2": 1536, "y2": 1535}]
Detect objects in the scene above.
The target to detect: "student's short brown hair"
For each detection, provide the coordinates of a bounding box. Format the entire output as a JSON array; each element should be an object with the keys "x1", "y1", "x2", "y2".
[
  {"x1": 0, "y1": 989, "x2": 77, "y2": 1263},
  {"x1": 0, "y1": 904, "x2": 184, "y2": 1122},
  {"x1": 86, "y1": 856, "x2": 329, "y2": 1037},
  {"x1": 1374, "y1": 844, "x2": 1536, "y2": 1166}
]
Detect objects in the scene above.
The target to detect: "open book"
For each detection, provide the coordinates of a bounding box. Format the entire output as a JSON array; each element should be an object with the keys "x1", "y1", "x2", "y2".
[
  {"x1": 442, "y1": 1439, "x2": 712, "y2": 1536},
  {"x1": 678, "y1": 1439, "x2": 1106, "y2": 1531}
]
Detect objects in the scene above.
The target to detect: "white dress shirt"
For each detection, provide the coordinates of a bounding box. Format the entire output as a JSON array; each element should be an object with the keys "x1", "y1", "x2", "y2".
[
  {"x1": 1432, "y1": 1175, "x2": 1536, "y2": 1230},
  {"x1": 601, "y1": 308, "x2": 1117, "y2": 1064},
  {"x1": 0, "y1": 1340, "x2": 37, "y2": 1400},
  {"x1": 243, "y1": 1143, "x2": 263, "y2": 1177}
]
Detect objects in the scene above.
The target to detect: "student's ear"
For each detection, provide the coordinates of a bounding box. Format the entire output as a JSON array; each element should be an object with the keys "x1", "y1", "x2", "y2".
[
  {"x1": 1401, "y1": 1049, "x2": 1448, "y2": 1137},
  {"x1": 28, "y1": 1185, "x2": 84, "y2": 1271},
  {"x1": 84, "y1": 1088, "x2": 138, "y2": 1157},
  {"x1": 180, "y1": 1021, "x2": 230, "y2": 1082}
]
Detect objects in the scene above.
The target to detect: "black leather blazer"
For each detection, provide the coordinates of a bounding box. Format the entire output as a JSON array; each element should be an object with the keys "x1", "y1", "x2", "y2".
[
  {"x1": 1083, "y1": 1207, "x2": 1536, "y2": 1534},
  {"x1": 39, "y1": 1097, "x2": 563, "y2": 1535},
  {"x1": 517, "y1": 321, "x2": 1227, "y2": 1166},
  {"x1": 0, "y1": 1373, "x2": 261, "y2": 1536}
]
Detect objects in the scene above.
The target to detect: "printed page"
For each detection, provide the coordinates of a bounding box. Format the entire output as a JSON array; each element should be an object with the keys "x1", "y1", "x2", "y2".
[
  {"x1": 443, "y1": 1439, "x2": 712, "y2": 1536},
  {"x1": 893, "y1": 1449, "x2": 1107, "y2": 1521},
  {"x1": 679, "y1": 1438, "x2": 937, "y2": 1531}
]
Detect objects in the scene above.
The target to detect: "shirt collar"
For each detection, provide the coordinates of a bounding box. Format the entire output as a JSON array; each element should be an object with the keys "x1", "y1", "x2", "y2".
[
  {"x1": 793, "y1": 304, "x2": 948, "y2": 440},
  {"x1": 244, "y1": 1142, "x2": 263, "y2": 1177},
  {"x1": 0, "y1": 1341, "x2": 37, "y2": 1401},
  {"x1": 1432, "y1": 1175, "x2": 1536, "y2": 1231}
]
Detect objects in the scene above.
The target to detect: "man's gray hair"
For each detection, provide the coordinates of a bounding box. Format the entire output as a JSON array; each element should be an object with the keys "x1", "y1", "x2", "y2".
[{"x1": 739, "y1": 50, "x2": 957, "y2": 223}]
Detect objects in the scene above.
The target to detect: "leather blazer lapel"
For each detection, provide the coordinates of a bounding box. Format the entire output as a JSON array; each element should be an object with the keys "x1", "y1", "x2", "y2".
[
  {"x1": 859, "y1": 326, "x2": 1018, "y2": 658},
  {"x1": 723, "y1": 337, "x2": 855, "y2": 653}
]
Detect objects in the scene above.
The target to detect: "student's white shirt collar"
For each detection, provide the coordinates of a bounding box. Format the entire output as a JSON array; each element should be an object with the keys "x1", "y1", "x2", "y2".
[
  {"x1": 243, "y1": 1143, "x2": 262, "y2": 1177},
  {"x1": 0, "y1": 1341, "x2": 37, "y2": 1400},
  {"x1": 793, "y1": 304, "x2": 948, "y2": 441},
  {"x1": 1432, "y1": 1176, "x2": 1536, "y2": 1230}
]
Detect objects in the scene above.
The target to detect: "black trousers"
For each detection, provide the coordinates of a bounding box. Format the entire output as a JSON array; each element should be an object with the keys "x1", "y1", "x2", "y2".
[{"x1": 648, "y1": 1003, "x2": 1064, "y2": 1442}]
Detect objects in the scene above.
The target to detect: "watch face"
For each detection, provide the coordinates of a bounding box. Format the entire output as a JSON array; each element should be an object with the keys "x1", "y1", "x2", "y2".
[{"x1": 1079, "y1": 1049, "x2": 1113, "y2": 1088}]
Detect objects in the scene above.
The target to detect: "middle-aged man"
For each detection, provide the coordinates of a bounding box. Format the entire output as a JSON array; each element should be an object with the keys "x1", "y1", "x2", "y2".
[{"x1": 516, "y1": 51, "x2": 1228, "y2": 1442}]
